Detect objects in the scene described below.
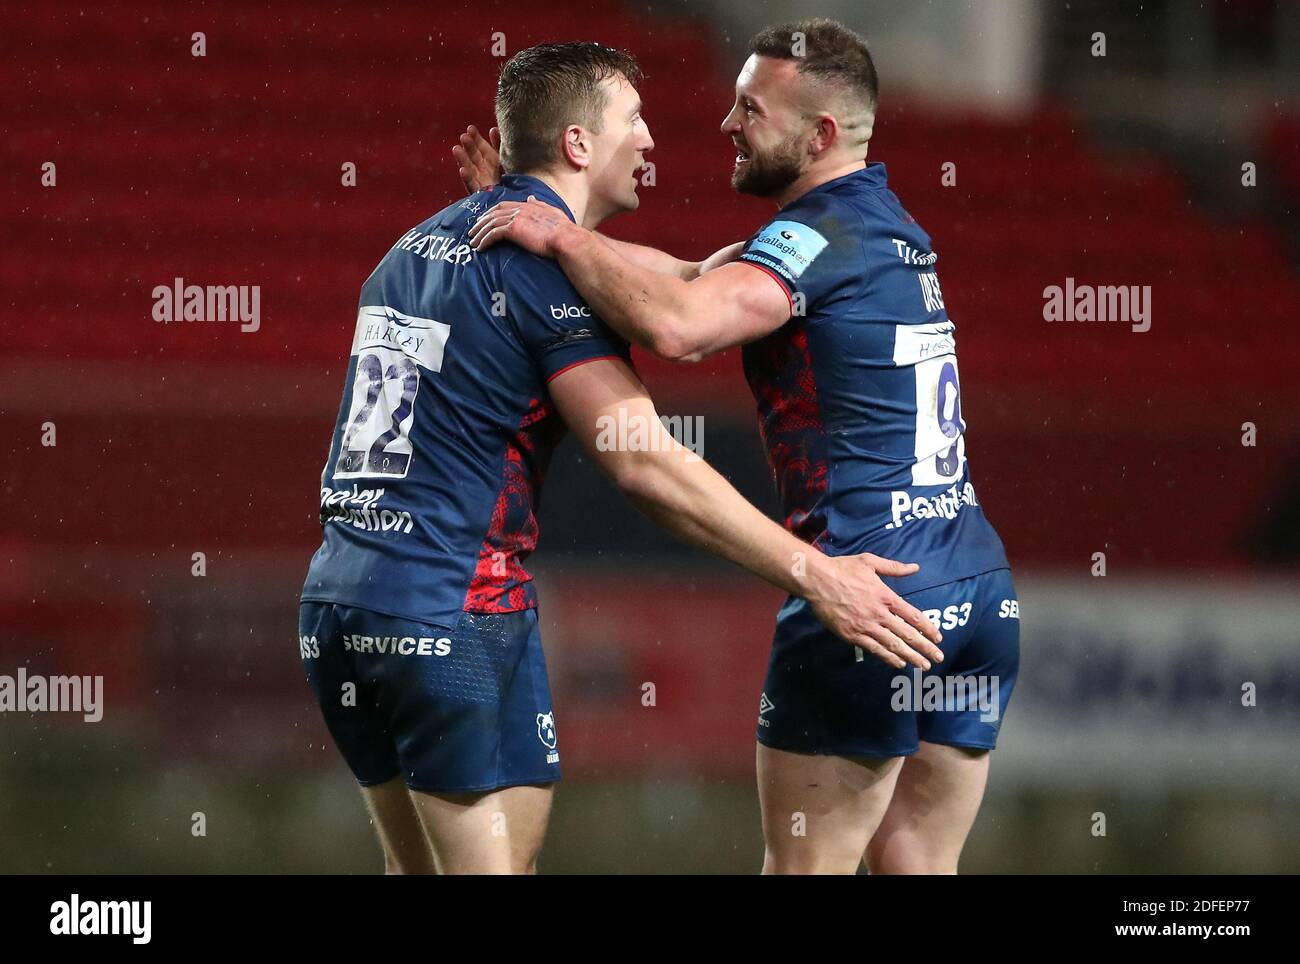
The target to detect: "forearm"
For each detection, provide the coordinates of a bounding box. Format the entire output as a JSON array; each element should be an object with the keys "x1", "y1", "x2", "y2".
[
  {"x1": 553, "y1": 226, "x2": 700, "y2": 361},
  {"x1": 594, "y1": 234, "x2": 698, "y2": 280},
  {"x1": 616, "y1": 442, "x2": 825, "y2": 600}
]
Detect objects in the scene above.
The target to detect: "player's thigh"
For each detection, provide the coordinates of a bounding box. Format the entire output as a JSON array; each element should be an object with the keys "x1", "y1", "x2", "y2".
[
  {"x1": 298, "y1": 602, "x2": 403, "y2": 787},
  {"x1": 358, "y1": 776, "x2": 437, "y2": 874},
  {"x1": 497, "y1": 783, "x2": 554, "y2": 874},
  {"x1": 407, "y1": 783, "x2": 553, "y2": 875},
  {"x1": 757, "y1": 743, "x2": 904, "y2": 875},
  {"x1": 865, "y1": 740, "x2": 990, "y2": 875}
]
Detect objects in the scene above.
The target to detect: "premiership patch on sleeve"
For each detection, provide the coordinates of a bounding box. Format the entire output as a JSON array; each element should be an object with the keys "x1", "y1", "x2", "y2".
[{"x1": 741, "y1": 220, "x2": 829, "y2": 283}]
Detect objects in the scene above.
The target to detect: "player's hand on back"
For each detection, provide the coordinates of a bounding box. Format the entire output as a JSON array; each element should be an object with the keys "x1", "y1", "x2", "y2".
[
  {"x1": 805, "y1": 553, "x2": 945, "y2": 670},
  {"x1": 470, "y1": 197, "x2": 574, "y2": 258},
  {"x1": 453, "y1": 124, "x2": 501, "y2": 194}
]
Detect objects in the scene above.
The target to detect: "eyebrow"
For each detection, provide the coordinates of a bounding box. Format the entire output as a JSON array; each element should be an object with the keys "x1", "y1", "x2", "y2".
[{"x1": 629, "y1": 100, "x2": 642, "y2": 117}]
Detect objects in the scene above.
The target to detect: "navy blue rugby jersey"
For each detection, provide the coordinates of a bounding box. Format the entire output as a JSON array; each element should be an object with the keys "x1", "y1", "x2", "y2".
[
  {"x1": 301, "y1": 175, "x2": 629, "y2": 626},
  {"x1": 736, "y1": 163, "x2": 1009, "y2": 595}
]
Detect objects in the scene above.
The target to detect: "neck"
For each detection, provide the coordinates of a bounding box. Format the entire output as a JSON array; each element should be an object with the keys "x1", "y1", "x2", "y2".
[
  {"x1": 772, "y1": 156, "x2": 867, "y2": 209},
  {"x1": 516, "y1": 168, "x2": 609, "y2": 229}
]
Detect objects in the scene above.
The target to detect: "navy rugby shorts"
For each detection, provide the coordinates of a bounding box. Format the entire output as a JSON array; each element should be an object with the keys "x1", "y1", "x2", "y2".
[
  {"x1": 298, "y1": 603, "x2": 560, "y2": 793},
  {"x1": 757, "y1": 568, "x2": 1020, "y2": 757}
]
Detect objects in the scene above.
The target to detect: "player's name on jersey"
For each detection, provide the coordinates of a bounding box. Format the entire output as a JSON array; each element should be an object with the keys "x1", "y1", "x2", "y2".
[
  {"x1": 392, "y1": 227, "x2": 474, "y2": 265},
  {"x1": 889, "y1": 238, "x2": 938, "y2": 265},
  {"x1": 1042, "y1": 277, "x2": 1151, "y2": 332},
  {"x1": 151, "y1": 277, "x2": 261, "y2": 333}
]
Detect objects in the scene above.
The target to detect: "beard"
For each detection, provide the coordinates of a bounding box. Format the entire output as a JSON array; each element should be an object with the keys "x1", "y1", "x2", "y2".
[{"x1": 731, "y1": 132, "x2": 804, "y2": 197}]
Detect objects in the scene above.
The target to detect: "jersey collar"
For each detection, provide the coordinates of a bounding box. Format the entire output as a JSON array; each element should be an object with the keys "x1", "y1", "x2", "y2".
[
  {"x1": 499, "y1": 173, "x2": 577, "y2": 223},
  {"x1": 801, "y1": 162, "x2": 888, "y2": 202}
]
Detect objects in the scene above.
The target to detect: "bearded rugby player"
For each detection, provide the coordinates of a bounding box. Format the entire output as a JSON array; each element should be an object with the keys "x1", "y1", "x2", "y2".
[
  {"x1": 467, "y1": 19, "x2": 1018, "y2": 875},
  {"x1": 299, "y1": 40, "x2": 943, "y2": 876}
]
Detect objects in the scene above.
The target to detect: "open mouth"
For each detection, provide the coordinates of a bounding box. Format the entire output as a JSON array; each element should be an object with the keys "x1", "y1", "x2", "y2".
[{"x1": 735, "y1": 148, "x2": 750, "y2": 165}]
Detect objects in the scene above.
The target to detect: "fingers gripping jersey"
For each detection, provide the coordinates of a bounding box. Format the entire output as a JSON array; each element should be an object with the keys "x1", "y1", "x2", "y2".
[
  {"x1": 301, "y1": 175, "x2": 629, "y2": 626},
  {"x1": 737, "y1": 163, "x2": 1008, "y2": 594}
]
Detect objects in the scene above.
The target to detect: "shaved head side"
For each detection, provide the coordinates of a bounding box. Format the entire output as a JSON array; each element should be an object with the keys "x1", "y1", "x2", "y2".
[{"x1": 749, "y1": 18, "x2": 878, "y2": 151}]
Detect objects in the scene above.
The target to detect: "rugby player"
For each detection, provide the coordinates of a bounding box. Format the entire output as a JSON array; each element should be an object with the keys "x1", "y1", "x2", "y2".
[
  {"x1": 466, "y1": 20, "x2": 1019, "y2": 875},
  {"x1": 299, "y1": 41, "x2": 943, "y2": 875}
]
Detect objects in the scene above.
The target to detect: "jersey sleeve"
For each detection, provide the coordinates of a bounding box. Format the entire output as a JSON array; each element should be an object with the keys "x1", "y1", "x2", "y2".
[
  {"x1": 501, "y1": 251, "x2": 632, "y2": 382},
  {"x1": 737, "y1": 193, "x2": 855, "y2": 309}
]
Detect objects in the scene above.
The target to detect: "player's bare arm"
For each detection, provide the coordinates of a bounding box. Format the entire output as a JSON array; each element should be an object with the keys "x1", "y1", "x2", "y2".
[
  {"x1": 547, "y1": 356, "x2": 943, "y2": 671},
  {"x1": 454, "y1": 124, "x2": 740, "y2": 281},
  {"x1": 470, "y1": 197, "x2": 788, "y2": 362}
]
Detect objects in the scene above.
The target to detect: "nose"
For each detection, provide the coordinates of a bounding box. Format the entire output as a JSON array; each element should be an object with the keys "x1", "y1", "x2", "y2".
[
  {"x1": 640, "y1": 122, "x2": 655, "y2": 154},
  {"x1": 720, "y1": 105, "x2": 741, "y2": 135}
]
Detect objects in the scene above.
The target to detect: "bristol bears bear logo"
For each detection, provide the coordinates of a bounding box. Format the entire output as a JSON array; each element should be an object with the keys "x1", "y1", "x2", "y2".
[{"x1": 536, "y1": 712, "x2": 557, "y2": 750}]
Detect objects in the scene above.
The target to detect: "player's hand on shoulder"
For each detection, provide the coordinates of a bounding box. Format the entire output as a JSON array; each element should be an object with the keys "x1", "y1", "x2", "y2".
[
  {"x1": 453, "y1": 125, "x2": 501, "y2": 194},
  {"x1": 804, "y1": 552, "x2": 945, "y2": 671},
  {"x1": 469, "y1": 196, "x2": 575, "y2": 258}
]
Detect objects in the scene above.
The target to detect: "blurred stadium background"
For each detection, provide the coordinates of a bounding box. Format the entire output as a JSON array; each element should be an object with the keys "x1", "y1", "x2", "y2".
[{"x1": 2, "y1": 0, "x2": 1298, "y2": 872}]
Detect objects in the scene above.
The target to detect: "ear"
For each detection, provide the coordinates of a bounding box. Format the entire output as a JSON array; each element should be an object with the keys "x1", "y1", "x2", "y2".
[
  {"x1": 809, "y1": 114, "x2": 840, "y2": 157},
  {"x1": 560, "y1": 124, "x2": 592, "y2": 170}
]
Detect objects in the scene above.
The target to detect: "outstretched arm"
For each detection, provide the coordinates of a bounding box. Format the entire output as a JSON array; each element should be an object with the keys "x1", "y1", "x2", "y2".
[
  {"x1": 594, "y1": 234, "x2": 743, "y2": 281},
  {"x1": 547, "y1": 356, "x2": 944, "y2": 670},
  {"x1": 471, "y1": 199, "x2": 791, "y2": 362}
]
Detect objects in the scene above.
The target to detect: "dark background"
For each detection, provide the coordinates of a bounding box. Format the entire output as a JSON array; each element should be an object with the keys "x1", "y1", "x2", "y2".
[{"x1": 2, "y1": 0, "x2": 1298, "y2": 872}]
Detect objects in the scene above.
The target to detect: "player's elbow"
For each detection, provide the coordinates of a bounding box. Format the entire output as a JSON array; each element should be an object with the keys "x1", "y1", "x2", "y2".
[
  {"x1": 608, "y1": 451, "x2": 661, "y2": 504},
  {"x1": 610, "y1": 446, "x2": 689, "y2": 509},
  {"x1": 659, "y1": 338, "x2": 706, "y2": 365},
  {"x1": 648, "y1": 319, "x2": 706, "y2": 365}
]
